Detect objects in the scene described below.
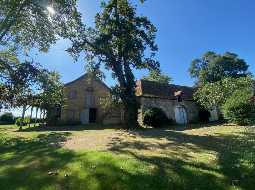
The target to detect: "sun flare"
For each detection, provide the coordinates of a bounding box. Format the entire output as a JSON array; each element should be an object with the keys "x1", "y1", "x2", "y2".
[{"x1": 47, "y1": 6, "x2": 55, "y2": 15}]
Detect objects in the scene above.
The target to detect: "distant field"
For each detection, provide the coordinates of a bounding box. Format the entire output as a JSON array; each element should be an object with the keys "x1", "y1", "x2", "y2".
[{"x1": 0, "y1": 124, "x2": 254, "y2": 190}]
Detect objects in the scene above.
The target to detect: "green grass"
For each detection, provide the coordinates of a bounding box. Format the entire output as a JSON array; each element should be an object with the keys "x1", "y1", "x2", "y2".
[{"x1": 0, "y1": 124, "x2": 254, "y2": 190}]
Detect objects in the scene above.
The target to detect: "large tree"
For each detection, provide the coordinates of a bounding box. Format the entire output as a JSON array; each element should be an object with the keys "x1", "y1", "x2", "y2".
[
  {"x1": 68, "y1": 0, "x2": 159, "y2": 128},
  {"x1": 0, "y1": 0, "x2": 81, "y2": 111},
  {"x1": 190, "y1": 51, "x2": 253, "y2": 114},
  {"x1": 189, "y1": 51, "x2": 249, "y2": 84},
  {"x1": 0, "y1": 0, "x2": 81, "y2": 51}
]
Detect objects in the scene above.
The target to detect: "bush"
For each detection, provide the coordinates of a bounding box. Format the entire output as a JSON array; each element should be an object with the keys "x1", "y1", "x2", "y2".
[
  {"x1": 15, "y1": 118, "x2": 24, "y2": 127},
  {"x1": 15, "y1": 117, "x2": 31, "y2": 127},
  {"x1": 222, "y1": 90, "x2": 255, "y2": 125},
  {"x1": 143, "y1": 107, "x2": 170, "y2": 128},
  {"x1": 0, "y1": 112, "x2": 15, "y2": 124},
  {"x1": 198, "y1": 109, "x2": 211, "y2": 123}
]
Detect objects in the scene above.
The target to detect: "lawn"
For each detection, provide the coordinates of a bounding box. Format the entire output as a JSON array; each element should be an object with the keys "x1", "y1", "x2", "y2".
[{"x1": 0, "y1": 124, "x2": 254, "y2": 190}]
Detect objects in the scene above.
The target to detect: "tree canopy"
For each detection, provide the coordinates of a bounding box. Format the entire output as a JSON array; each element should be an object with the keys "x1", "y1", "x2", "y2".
[
  {"x1": 0, "y1": 50, "x2": 42, "y2": 109},
  {"x1": 142, "y1": 70, "x2": 171, "y2": 84},
  {"x1": 0, "y1": 0, "x2": 81, "y2": 51},
  {"x1": 194, "y1": 76, "x2": 254, "y2": 110},
  {"x1": 189, "y1": 51, "x2": 249, "y2": 84},
  {"x1": 0, "y1": 0, "x2": 79, "y2": 115},
  {"x1": 68, "y1": 0, "x2": 159, "y2": 128}
]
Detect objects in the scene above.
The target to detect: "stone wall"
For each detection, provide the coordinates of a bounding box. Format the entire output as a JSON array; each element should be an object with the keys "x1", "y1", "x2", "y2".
[{"x1": 138, "y1": 96, "x2": 200, "y2": 124}]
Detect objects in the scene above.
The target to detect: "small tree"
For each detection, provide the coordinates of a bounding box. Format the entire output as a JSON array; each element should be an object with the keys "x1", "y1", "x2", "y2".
[{"x1": 38, "y1": 71, "x2": 64, "y2": 126}]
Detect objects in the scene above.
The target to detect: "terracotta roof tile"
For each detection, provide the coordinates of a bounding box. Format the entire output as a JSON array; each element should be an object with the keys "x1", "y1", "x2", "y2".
[{"x1": 136, "y1": 80, "x2": 194, "y2": 100}]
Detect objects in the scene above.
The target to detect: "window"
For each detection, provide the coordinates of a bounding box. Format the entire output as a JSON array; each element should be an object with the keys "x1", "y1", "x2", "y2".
[{"x1": 86, "y1": 94, "x2": 95, "y2": 107}]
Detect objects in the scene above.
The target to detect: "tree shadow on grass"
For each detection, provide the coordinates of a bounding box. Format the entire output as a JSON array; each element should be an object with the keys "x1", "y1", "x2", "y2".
[
  {"x1": 20, "y1": 124, "x2": 122, "y2": 132},
  {"x1": 108, "y1": 127, "x2": 255, "y2": 190},
  {"x1": 0, "y1": 127, "x2": 254, "y2": 190},
  {"x1": 0, "y1": 132, "x2": 73, "y2": 189},
  {"x1": 0, "y1": 131, "x2": 209, "y2": 190}
]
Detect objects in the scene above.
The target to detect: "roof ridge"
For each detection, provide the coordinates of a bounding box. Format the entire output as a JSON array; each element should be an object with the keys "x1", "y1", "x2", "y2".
[
  {"x1": 64, "y1": 73, "x2": 110, "y2": 90},
  {"x1": 138, "y1": 79, "x2": 193, "y2": 89}
]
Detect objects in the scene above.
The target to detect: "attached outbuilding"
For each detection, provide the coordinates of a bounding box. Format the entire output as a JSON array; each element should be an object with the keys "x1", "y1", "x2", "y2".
[{"x1": 136, "y1": 80, "x2": 201, "y2": 124}]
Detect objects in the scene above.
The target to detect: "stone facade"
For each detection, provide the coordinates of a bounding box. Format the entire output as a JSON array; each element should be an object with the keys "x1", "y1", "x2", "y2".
[
  {"x1": 137, "y1": 97, "x2": 200, "y2": 124},
  {"x1": 61, "y1": 75, "x2": 216, "y2": 126},
  {"x1": 136, "y1": 80, "x2": 202, "y2": 124},
  {"x1": 61, "y1": 74, "x2": 123, "y2": 125}
]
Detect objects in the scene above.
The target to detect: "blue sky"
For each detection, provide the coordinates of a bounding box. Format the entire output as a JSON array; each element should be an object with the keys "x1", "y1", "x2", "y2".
[{"x1": 34, "y1": 0, "x2": 255, "y2": 88}]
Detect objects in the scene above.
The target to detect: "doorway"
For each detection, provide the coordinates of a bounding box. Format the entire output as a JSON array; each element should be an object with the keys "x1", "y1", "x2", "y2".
[
  {"x1": 89, "y1": 108, "x2": 97, "y2": 123},
  {"x1": 174, "y1": 106, "x2": 188, "y2": 124}
]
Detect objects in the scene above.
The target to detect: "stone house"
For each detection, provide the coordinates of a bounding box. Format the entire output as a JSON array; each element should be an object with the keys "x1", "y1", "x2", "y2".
[
  {"x1": 61, "y1": 74, "x2": 217, "y2": 125},
  {"x1": 61, "y1": 74, "x2": 123, "y2": 125}
]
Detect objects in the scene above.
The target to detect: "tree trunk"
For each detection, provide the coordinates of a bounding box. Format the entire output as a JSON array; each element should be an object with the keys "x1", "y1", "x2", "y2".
[
  {"x1": 29, "y1": 106, "x2": 33, "y2": 127},
  {"x1": 34, "y1": 107, "x2": 38, "y2": 127},
  {"x1": 19, "y1": 105, "x2": 26, "y2": 131},
  {"x1": 21, "y1": 105, "x2": 26, "y2": 119},
  {"x1": 123, "y1": 99, "x2": 138, "y2": 129},
  {"x1": 39, "y1": 109, "x2": 42, "y2": 120}
]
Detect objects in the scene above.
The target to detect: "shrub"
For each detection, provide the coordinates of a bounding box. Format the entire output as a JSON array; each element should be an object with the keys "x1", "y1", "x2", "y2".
[
  {"x1": 222, "y1": 89, "x2": 255, "y2": 125},
  {"x1": 15, "y1": 117, "x2": 31, "y2": 127},
  {"x1": 198, "y1": 109, "x2": 211, "y2": 123},
  {"x1": 143, "y1": 107, "x2": 170, "y2": 128},
  {"x1": 15, "y1": 118, "x2": 24, "y2": 127},
  {"x1": 0, "y1": 112, "x2": 15, "y2": 124}
]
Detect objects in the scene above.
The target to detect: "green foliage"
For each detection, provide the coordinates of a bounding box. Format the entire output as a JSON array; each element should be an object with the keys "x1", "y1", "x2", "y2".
[
  {"x1": 68, "y1": 0, "x2": 159, "y2": 128},
  {"x1": 142, "y1": 70, "x2": 171, "y2": 84},
  {"x1": 38, "y1": 71, "x2": 63, "y2": 125},
  {"x1": 189, "y1": 51, "x2": 249, "y2": 84},
  {"x1": 85, "y1": 62, "x2": 105, "y2": 81},
  {"x1": 0, "y1": 50, "x2": 43, "y2": 109},
  {"x1": 0, "y1": 0, "x2": 79, "y2": 111},
  {"x1": 0, "y1": 0, "x2": 82, "y2": 51},
  {"x1": 39, "y1": 71, "x2": 64, "y2": 108},
  {"x1": 0, "y1": 112, "x2": 14, "y2": 124},
  {"x1": 222, "y1": 90, "x2": 255, "y2": 125},
  {"x1": 15, "y1": 117, "x2": 30, "y2": 127},
  {"x1": 0, "y1": 49, "x2": 63, "y2": 115},
  {"x1": 143, "y1": 107, "x2": 170, "y2": 128},
  {"x1": 194, "y1": 76, "x2": 253, "y2": 110}
]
